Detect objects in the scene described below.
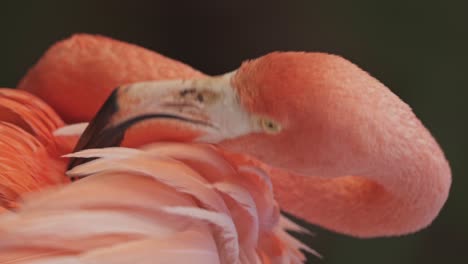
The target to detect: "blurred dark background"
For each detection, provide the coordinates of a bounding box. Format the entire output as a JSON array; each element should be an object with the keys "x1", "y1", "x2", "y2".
[{"x1": 0, "y1": 0, "x2": 466, "y2": 263}]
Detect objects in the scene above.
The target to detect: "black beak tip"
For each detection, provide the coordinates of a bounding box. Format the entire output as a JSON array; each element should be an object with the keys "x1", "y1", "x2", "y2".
[{"x1": 68, "y1": 88, "x2": 122, "y2": 171}]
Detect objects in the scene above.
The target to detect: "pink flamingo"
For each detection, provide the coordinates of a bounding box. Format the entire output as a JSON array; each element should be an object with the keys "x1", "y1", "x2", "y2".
[{"x1": 0, "y1": 34, "x2": 450, "y2": 262}]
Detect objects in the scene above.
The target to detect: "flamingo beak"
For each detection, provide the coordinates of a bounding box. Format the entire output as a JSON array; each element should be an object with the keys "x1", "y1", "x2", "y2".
[{"x1": 69, "y1": 72, "x2": 255, "y2": 169}]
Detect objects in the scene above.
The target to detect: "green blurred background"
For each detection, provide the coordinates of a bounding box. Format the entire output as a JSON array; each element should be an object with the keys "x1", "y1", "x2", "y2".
[{"x1": 0, "y1": 1, "x2": 466, "y2": 263}]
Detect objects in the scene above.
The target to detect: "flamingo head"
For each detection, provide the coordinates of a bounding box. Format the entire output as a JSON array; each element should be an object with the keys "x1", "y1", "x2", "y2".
[{"x1": 71, "y1": 52, "x2": 413, "y2": 178}]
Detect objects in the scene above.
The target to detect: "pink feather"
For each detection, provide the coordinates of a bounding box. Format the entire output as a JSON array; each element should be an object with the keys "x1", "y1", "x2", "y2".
[{"x1": 0, "y1": 143, "x2": 311, "y2": 264}]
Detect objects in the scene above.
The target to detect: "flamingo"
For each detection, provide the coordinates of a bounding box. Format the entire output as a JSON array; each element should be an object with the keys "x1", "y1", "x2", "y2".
[{"x1": 0, "y1": 34, "x2": 450, "y2": 262}]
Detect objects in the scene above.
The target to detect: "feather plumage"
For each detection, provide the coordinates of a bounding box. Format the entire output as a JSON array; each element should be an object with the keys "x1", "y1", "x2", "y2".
[{"x1": 0, "y1": 143, "x2": 310, "y2": 263}]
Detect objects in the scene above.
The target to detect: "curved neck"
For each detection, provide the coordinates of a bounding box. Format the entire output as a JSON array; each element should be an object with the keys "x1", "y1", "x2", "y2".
[{"x1": 269, "y1": 128, "x2": 451, "y2": 237}]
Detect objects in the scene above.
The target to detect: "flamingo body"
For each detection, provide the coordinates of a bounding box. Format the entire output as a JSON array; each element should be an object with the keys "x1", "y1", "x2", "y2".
[
  {"x1": 18, "y1": 34, "x2": 204, "y2": 123},
  {"x1": 0, "y1": 143, "x2": 312, "y2": 263}
]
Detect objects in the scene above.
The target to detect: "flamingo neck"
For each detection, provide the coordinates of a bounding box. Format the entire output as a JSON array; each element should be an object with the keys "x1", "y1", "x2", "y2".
[{"x1": 268, "y1": 126, "x2": 451, "y2": 237}]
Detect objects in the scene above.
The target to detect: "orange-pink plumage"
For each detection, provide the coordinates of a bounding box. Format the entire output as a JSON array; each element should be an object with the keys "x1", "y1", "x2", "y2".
[
  {"x1": 0, "y1": 89, "x2": 70, "y2": 212},
  {"x1": 0, "y1": 143, "x2": 313, "y2": 263}
]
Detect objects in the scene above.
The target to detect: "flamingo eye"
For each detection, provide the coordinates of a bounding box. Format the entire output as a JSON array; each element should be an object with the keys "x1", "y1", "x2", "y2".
[{"x1": 259, "y1": 118, "x2": 282, "y2": 134}]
